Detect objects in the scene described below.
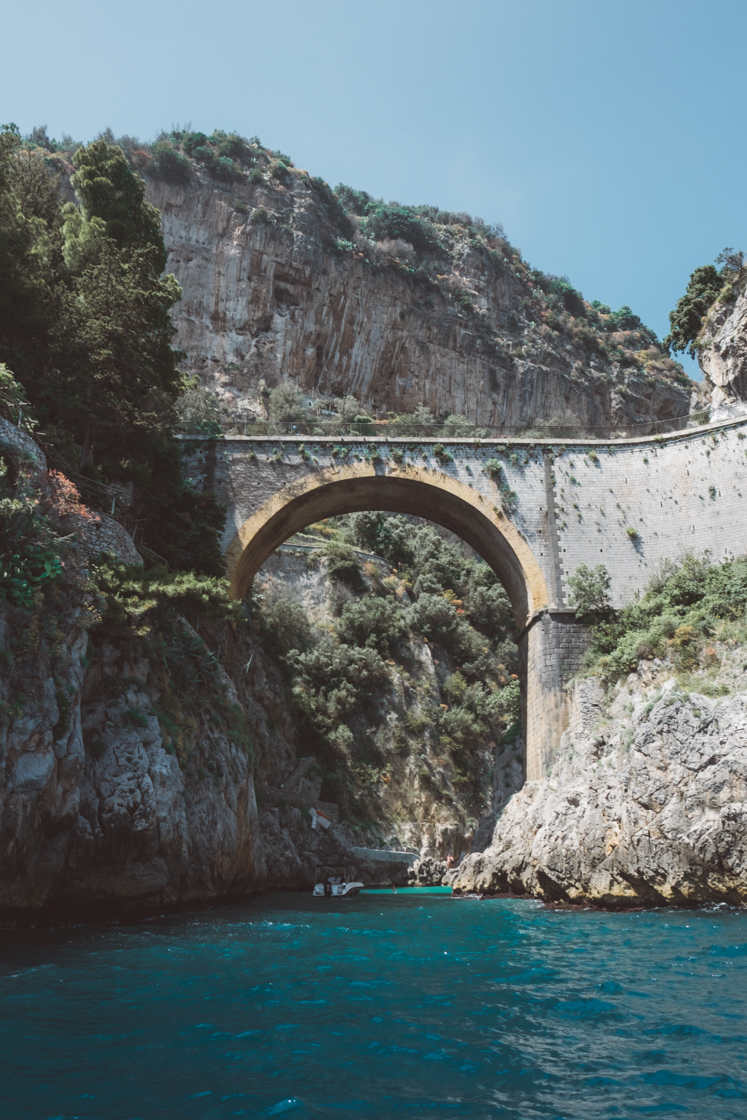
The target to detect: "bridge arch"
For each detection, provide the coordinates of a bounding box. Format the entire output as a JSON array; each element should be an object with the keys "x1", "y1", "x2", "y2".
[
  {"x1": 225, "y1": 462, "x2": 549, "y2": 626},
  {"x1": 224, "y1": 461, "x2": 579, "y2": 780}
]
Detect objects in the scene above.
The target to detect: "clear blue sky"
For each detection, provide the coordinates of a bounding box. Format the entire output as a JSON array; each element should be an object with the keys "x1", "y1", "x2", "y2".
[{"x1": 4, "y1": 0, "x2": 745, "y2": 379}]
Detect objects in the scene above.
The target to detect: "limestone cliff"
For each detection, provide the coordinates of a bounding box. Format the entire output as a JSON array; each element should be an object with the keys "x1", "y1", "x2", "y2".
[
  {"x1": 141, "y1": 165, "x2": 689, "y2": 431},
  {"x1": 699, "y1": 285, "x2": 747, "y2": 412},
  {"x1": 449, "y1": 665, "x2": 747, "y2": 907}
]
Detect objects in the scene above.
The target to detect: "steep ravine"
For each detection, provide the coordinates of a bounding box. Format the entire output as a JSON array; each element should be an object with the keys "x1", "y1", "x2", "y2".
[
  {"x1": 4, "y1": 411, "x2": 747, "y2": 913},
  {"x1": 0, "y1": 419, "x2": 524, "y2": 918}
]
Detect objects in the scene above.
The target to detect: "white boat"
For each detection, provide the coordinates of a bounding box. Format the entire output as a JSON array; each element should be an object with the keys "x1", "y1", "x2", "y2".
[{"x1": 313, "y1": 865, "x2": 364, "y2": 898}]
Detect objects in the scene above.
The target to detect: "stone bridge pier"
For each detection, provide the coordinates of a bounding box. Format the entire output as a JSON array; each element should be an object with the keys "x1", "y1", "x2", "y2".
[{"x1": 180, "y1": 416, "x2": 747, "y2": 780}]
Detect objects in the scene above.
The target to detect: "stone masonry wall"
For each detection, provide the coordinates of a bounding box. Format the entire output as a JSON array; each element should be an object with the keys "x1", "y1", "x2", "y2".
[
  {"x1": 181, "y1": 414, "x2": 747, "y2": 614},
  {"x1": 520, "y1": 612, "x2": 591, "y2": 780}
]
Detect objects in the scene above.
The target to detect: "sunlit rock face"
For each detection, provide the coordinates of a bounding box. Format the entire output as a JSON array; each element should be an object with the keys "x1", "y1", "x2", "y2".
[
  {"x1": 449, "y1": 676, "x2": 747, "y2": 907},
  {"x1": 144, "y1": 172, "x2": 689, "y2": 429},
  {"x1": 700, "y1": 287, "x2": 747, "y2": 410}
]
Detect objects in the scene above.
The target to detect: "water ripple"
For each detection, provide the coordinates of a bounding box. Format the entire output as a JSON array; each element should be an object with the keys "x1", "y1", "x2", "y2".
[{"x1": 0, "y1": 895, "x2": 745, "y2": 1119}]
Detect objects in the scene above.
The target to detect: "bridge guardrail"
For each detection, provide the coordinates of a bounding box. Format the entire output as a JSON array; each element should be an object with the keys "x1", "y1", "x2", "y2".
[{"x1": 178, "y1": 414, "x2": 696, "y2": 441}]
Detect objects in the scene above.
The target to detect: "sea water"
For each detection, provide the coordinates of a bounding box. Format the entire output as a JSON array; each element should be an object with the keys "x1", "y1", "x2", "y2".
[{"x1": 1, "y1": 891, "x2": 745, "y2": 1119}]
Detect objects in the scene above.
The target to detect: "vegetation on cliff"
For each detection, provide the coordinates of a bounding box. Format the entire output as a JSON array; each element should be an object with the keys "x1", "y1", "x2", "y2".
[
  {"x1": 254, "y1": 514, "x2": 521, "y2": 823},
  {"x1": 0, "y1": 123, "x2": 224, "y2": 574},
  {"x1": 571, "y1": 553, "x2": 747, "y2": 690},
  {"x1": 665, "y1": 248, "x2": 745, "y2": 358}
]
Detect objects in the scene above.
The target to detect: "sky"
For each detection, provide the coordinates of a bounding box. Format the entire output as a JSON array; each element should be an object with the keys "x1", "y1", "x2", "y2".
[{"x1": 4, "y1": 0, "x2": 746, "y2": 381}]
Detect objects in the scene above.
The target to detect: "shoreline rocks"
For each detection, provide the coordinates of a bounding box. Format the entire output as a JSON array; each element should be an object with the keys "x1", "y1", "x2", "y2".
[{"x1": 448, "y1": 677, "x2": 747, "y2": 908}]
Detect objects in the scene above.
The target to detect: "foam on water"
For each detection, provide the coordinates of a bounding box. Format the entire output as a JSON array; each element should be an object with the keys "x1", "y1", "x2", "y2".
[{"x1": 1, "y1": 893, "x2": 745, "y2": 1119}]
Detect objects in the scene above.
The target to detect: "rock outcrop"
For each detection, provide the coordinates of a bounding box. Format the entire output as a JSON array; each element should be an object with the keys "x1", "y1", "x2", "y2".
[
  {"x1": 700, "y1": 286, "x2": 747, "y2": 410},
  {"x1": 143, "y1": 170, "x2": 689, "y2": 431},
  {"x1": 408, "y1": 855, "x2": 448, "y2": 887},
  {"x1": 449, "y1": 674, "x2": 747, "y2": 907},
  {"x1": 0, "y1": 601, "x2": 362, "y2": 916},
  {"x1": 0, "y1": 422, "x2": 360, "y2": 917},
  {"x1": 0, "y1": 626, "x2": 259, "y2": 912}
]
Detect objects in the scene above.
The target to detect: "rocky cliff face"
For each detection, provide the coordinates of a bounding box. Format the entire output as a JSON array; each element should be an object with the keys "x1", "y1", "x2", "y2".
[
  {"x1": 700, "y1": 286, "x2": 747, "y2": 411},
  {"x1": 449, "y1": 666, "x2": 747, "y2": 907},
  {"x1": 0, "y1": 419, "x2": 358, "y2": 917},
  {"x1": 142, "y1": 169, "x2": 689, "y2": 430},
  {"x1": 0, "y1": 594, "x2": 376, "y2": 918}
]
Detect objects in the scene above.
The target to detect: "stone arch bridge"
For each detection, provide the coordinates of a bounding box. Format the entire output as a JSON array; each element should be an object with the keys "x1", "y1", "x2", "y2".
[{"x1": 180, "y1": 416, "x2": 747, "y2": 781}]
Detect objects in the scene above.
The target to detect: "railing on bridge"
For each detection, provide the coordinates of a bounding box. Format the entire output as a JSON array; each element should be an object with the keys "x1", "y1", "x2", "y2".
[{"x1": 178, "y1": 413, "x2": 697, "y2": 441}]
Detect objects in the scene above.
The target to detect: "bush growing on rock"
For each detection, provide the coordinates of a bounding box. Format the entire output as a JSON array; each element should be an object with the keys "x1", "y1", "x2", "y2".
[
  {"x1": 664, "y1": 257, "x2": 740, "y2": 357},
  {"x1": 582, "y1": 552, "x2": 747, "y2": 683},
  {"x1": 568, "y1": 563, "x2": 613, "y2": 622},
  {"x1": 261, "y1": 593, "x2": 313, "y2": 655},
  {"x1": 323, "y1": 539, "x2": 363, "y2": 587},
  {"x1": 338, "y1": 596, "x2": 407, "y2": 656},
  {"x1": 290, "y1": 637, "x2": 389, "y2": 743},
  {"x1": 268, "y1": 382, "x2": 303, "y2": 424},
  {"x1": 363, "y1": 204, "x2": 442, "y2": 257},
  {"x1": 407, "y1": 592, "x2": 460, "y2": 643}
]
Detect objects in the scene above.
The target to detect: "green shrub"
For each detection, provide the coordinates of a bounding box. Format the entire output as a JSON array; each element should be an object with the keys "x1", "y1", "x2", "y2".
[
  {"x1": 290, "y1": 637, "x2": 389, "y2": 740},
  {"x1": 150, "y1": 141, "x2": 192, "y2": 184},
  {"x1": 664, "y1": 264, "x2": 725, "y2": 356},
  {"x1": 348, "y1": 511, "x2": 416, "y2": 566},
  {"x1": 0, "y1": 363, "x2": 30, "y2": 425},
  {"x1": 466, "y1": 580, "x2": 513, "y2": 634},
  {"x1": 567, "y1": 563, "x2": 612, "y2": 622},
  {"x1": 334, "y1": 183, "x2": 375, "y2": 215},
  {"x1": 439, "y1": 704, "x2": 487, "y2": 745},
  {"x1": 309, "y1": 177, "x2": 354, "y2": 239},
  {"x1": 338, "y1": 596, "x2": 407, "y2": 656},
  {"x1": 323, "y1": 539, "x2": 362, "y2": 586},
  {"x1": 443, "y1": 671, "x2": 467, "y2": 702},
  {"x1": 90, "y1": 559, "x2": 235, "y2": 634},
  {"x1": 0, "y1": 475, "x2": 62, "y2": 608},
  {"x1": 407, "y1": 593, "x2": 460, "y2": 642},
  {"x1": 583, "y1": 553, "x2": 747, "y2": 683},
  {"x1": 484, "y1": 459, "x2": 517, "y2": 512},
  {"x1": 363, "y1": 204, "x2": 441, "y2": 256},
  {"x1": 269, "y1": 382, "x2": 303, "y2": 424},
  {"x1": 405, "y1": 708, "x2": 431, "y2": 735},
  {"x1": 262, "y1": 594, "x2": 313, "y2": 655},
  {"x1": 174, "y1": 377, "x2": 222, "y2": 435},
  {"x1": 442, "y1": 414, "x2": 480, "y2": 437}
]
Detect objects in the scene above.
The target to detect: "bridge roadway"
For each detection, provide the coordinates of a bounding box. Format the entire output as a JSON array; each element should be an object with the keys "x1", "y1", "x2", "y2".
[{"x1": 180, "y1": 415, "x2": 747, "y2": 781}]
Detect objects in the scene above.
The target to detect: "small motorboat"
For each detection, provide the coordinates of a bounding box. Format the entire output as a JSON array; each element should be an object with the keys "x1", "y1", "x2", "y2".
[{"x1": 312, "y1": 864, "x2": 364, "y2": 898}]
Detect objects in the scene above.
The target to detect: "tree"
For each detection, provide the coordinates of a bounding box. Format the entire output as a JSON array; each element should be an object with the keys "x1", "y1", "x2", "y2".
[
  {"x1": 68, "y1": 139, "x2": 166, "y2": 270},
  {"x1": 0, "y1": 125, "x2": 59, "y2": 370},
  {"x1": 268, "y1": 382, "x2": 303, "y2": 424},
  {"x1": 338, "y1": 596, "x2": 407, "y2": 656},
  {"x1": 0, "y1": 127, "x2": 224, "y2": 574},
  {"x1": 567, "y1": 563, "x2": 613, "y2": 622},
  {"x1": 664, "y1": 264, "x2": 724, "y2": 357},
  {"x1": 174, "y1": 377, "x2": 222, "y2": 435}
]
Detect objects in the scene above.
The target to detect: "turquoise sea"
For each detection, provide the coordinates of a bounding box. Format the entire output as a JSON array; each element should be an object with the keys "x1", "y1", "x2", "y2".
[{"x1": 1, "y1": 890, "x2": 746, "y2": 1119}]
